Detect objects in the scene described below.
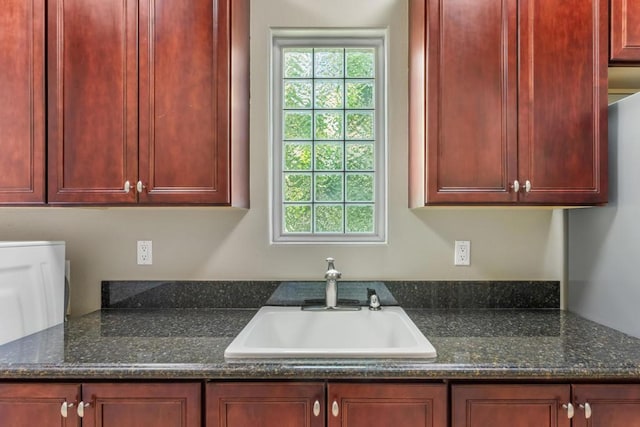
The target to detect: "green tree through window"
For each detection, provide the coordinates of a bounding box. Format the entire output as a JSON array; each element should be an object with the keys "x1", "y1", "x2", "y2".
[{"x1": 281, "y1": 47, "x2": 377, "y2": 235}]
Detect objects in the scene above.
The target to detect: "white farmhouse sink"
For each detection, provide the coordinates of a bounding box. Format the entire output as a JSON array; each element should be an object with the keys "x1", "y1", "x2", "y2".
[{"x1": 224, "y1": 306, "x2": 437, "y2": 360}]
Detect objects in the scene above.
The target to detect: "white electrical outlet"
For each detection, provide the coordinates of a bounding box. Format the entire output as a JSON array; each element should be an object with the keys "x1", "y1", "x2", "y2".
[
  {"x1": 454, "y1": 240, "x2": 470, "y2": 266},
  {"x1": 137, "y1": 240, "x2": 153, "y2": 265}
]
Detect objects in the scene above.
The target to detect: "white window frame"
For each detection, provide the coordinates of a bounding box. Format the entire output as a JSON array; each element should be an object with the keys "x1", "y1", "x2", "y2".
[{"x1": 270, "y1": 29, "x2": 388, "y2": 244}]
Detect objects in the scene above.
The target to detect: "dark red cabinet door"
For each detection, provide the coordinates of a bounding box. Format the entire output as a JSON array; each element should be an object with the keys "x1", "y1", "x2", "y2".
[
  {"x1": 610, "y1": 0, "x2": 640, "y2": 63},
  {"x1": 0, "y1": 383, "x2": 80, "y2": 427},
  {"x1": 207, "y1": 382, "x2": 325, "y2": 427},
  {"x1": 47, "y1": 0, "x2": 138, "y2": 204},
  {"x1": 0, "y1": 0, "x2": 45, "y2": 204}
]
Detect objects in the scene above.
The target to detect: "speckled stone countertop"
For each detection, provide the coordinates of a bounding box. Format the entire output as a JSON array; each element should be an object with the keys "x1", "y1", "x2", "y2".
[{"x1": 2, "y1": 308, "x2": 640, "y2": 381}]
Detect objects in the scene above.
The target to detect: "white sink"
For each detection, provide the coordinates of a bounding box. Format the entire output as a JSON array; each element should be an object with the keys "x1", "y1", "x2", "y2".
[{"x1": 224, "y1": 306, "x2": 437, "y2": 360}]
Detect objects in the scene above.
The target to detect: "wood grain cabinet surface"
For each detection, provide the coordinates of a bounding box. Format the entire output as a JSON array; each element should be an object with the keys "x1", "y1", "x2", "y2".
[
  {"x1": 409, "y1": 0, "x2": 608, "y2": 206},
  {"x1": 0, "y1": 383, "x2": 80, "y2": 427},
  {"x1": 207, "y1": 382, "x2": 325, "y2": 427},
  {"x1": 0, "y1": 382, "x2": 201, "y2": 427},
  {"x1": 327, "y1": 383, "x2": 447, "y2": 427},
  {"x1": 0, "y1": 0, "x2": 46, "y2": 205},
  {"x1": 207, "y1": 382, "x2": 447, "y2": 427},
  {"x1": 81, "y1": 383, "x2": 201, "y2": 427},
  {"x1": 572, "y1": 384, "x2": 640, "y2": 426},
  {"x1": 453, "y1": 383, "x2": 640, "y2": 426},
  {"x1": 610, "y1": 0, "x2": 640, "y2": 63},
  {"x1": 452, "y1": 384, "x2": 572, "y2": 427},
  {"x1": 47, "y1": 0, "x2": 248, "y2": 206}
]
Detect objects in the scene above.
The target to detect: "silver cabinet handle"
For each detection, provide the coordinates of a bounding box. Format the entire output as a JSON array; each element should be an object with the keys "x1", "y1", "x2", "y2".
[
  {"x1": 77, "y1": 401, "x2": 90, "y2": 418},
  {"x1": 124, "y1": 180, "x2": 132, "y2": 193},
  {"x1": 136, "y1": 181, "x2": 146, "y2": 193},
  {"x1": 60, "y1": 401, "x2": 74, "y2": 418},
  {"x1": 563, "y1": 403, "x2": 574, "y2": 419},
  {"x1": 313, "y1": 400, "x2": 321, "y2": 417},
  {"x1": 524, "y1": 180, "x2": 532, "y2": 193},
  {"x1": 580, "y1": 402, "x2": 592, "y2": 419},
  {"x1": 332, "y1": 400, "x2": 339, "y2": 417},
  {"x1": 512, "y1": 180, "x2": 520, "y2": 193}
]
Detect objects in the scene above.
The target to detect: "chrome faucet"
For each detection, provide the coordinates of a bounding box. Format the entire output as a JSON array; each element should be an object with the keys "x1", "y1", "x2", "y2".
[{"x1": 324, "y1": 257, "x2": 341, "y2": 308}]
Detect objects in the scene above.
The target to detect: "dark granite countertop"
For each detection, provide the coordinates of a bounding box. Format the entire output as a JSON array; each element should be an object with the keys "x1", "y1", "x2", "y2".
[{"x1": 2, "y1": 307, "x2": 640, "y2": 381}]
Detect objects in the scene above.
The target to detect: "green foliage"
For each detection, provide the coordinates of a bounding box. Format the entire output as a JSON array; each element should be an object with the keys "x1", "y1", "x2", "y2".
[
  {"x1": 282, "y1": 47, "x2": 378, "y2": 236},
  {"x1": 284, "y1": 143, "x2": 312, "y2": 171},
  {"x1": 315, "y1": 174, "x2": 343, "y2": 202},
  {"x1": 346, "y1": 174, "x2": 374, "y2": 202},
  {"x1": 314, "y1": 80, "x2": 343, "y2": 109},
  {"x1": 284, "y1": 112, "x2": 312, "y2": 140},
  {"x1": 284, "y1": 174, "x2": 311, "y2": 202},
  {"x1": 347, "y1": 112, "x2": 374, "y2": 140},
  {"x1": 284, "y1": 80, "x2": 312, "y2": 109},
  {"x1": 315, "y1": 205, "x2": 344, "y2": 233},
  {"x1": 346, "y1": 205, "x2": 374, "y2": 233},
  {"x1": 284, "y1": 49, "x2": 313, "y2": 78},
  {"x1": 315, "y1": 143, "x2": 343, "y2": 170},
  {"x1": 346, "y1": 49, "x2": 375, "y2": 78},
  {"x1": 346, "y1": 142, "x2": 374, "y2": 171},
  {"x1": 315, "y1": 112, "x2": 343, "y2": 140},
  {"x1": 284, "y1": 205, "x2": 312, "y2": 233},
  {"x1": 314, "y1": 49, "x2": 344, "y2": 78},
  {"x1": 346, "y1": 81, "x2": 374, "y2": 109}
]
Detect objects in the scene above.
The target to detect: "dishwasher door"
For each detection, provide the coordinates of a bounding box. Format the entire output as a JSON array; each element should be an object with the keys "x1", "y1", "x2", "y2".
[{"x1": 0, "y1": 241, "x2": 65, "y2": 345}]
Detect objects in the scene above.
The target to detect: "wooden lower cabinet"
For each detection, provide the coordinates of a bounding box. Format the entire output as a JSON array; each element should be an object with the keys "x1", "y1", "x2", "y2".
[
  {"x1": 0, "y1": 382, "x2": 200, "y2": 427},
  {"x1": 82, "y1": 383, "x2": 201, "y2": 427},
  {"x1": 328, "y1": 383, "x2": 447, "y2": 427},
  {"x1": 452, "y1": 383, "x2": 640, "y2": 426},
  {"x1": 207, "y1": 382, "x2": 447, "y2": 427},
  {"x1": 572, "y1": 384, "x2": 640, "y2": 426},
  {"x1": 452, "y1": 384, "x2": 572, "y2": 427},
  {"x1": 0, "y1": 383, "x2": 80, "y2": 427},
  {"x1": 207, "y1": 382, "x2": 324, "y2": 427}
]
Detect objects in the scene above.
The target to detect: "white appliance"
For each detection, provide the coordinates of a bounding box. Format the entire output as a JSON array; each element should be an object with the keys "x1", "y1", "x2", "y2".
[
  {"x1": 0, "y1": 241, "x2": 66, "y2": 345},
  {"x1": 568, "y1": 92, "x2": 640, "y2": 338}
]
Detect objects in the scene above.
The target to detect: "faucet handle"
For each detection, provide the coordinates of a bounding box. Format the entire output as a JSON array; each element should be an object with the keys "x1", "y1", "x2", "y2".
[{"x1": 325, "y1": 257, "x2": 341, "y2": 280}]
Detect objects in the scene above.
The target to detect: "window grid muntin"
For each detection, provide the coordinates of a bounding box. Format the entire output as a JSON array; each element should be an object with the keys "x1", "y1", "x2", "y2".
[{"x1": 282, "y1": 46, "x2": 376, "y2": 235}]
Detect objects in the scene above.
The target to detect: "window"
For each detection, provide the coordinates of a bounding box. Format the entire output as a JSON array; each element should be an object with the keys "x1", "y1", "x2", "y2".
[{"x1": 271, "y1": 31, "x2": 386, "y2": 243}]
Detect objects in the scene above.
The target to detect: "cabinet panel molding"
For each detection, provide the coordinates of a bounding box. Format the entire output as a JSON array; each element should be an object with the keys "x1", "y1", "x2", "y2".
[{"x1": 0, "y1": 0, "x2": 45, "y2": 204}]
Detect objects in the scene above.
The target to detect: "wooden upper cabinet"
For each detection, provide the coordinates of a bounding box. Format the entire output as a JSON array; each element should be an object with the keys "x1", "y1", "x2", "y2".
[
  {"x1": 206, "y1": 382, "x2": 325, "y2": 427},
  {"x1": 0, "y1": 0, "x2": 45, "y2": 204},
  {"x1": 327, "y1": 383, "x2": 447, "y2": 427},
  {"x1": 47, "y1": 0, "x2": 138, "y2": 204},
  {"x1": 409, "y1": 0, "x2": 608, "y2": 206},
  {"x1": 452, "y1": 384, "x2": 572, "y2": 427},
  {"x1": 48, "y1": 0, "x2": 249, "y2": 206},
  {"x1": 610, "y1": 0, "x2": 640, "y2": 63},
  {"x1": 517, "y1": 0, "x2": 608, "y2": 204}
]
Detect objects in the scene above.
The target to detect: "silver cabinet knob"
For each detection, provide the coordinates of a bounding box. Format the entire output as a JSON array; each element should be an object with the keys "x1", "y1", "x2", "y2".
[
  {"x1": 524, "y1": 180, "x2": 532, "y2": 192},
  {"x1": 124, "y1": 180, "x2": 132, "y2": 193},
  {"x1": 60, "y1": 401, "x2": 74, "y2": 418},
  {"x1": 77, "y1": 401, "x2": 90, "y2": 418},
  {"x1": 313, "y1": 400, "x2": 321, "y2": 417},
  {"x1": 332, "y1": 400, "x2": 339, "y2": 417},
  {"x1": 580, "y1": 402, "x2": 592, "y2": 419},
  {"x1": 512, "y1": 180, "x2": 520, "y2": 193},
  {"x1": 136, "y1": 181, "x2": 146, "y2": 193},
  {"x1": 563, "y1": 403, "x2": 574, "y2": 419}
]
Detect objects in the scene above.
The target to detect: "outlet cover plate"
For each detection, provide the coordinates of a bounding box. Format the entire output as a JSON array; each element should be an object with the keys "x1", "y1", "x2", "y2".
[
  {"x1": 454, "y1": 240, "x2": 470, "y2": 266},
  {"x1": 137, "y1": 240, "x2": 152, "y2": 265}
]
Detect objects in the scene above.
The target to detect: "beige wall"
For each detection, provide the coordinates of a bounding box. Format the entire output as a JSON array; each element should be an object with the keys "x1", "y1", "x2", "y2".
[{"x1": 0, "y1": 0, "x2": 565, "y2": 316}]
